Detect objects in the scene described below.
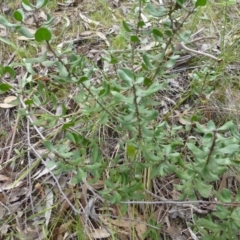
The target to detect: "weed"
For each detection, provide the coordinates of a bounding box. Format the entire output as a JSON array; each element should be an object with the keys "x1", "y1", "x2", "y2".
[{"x1": 1, "y1": 0, "x2": 240, "y2": 239}]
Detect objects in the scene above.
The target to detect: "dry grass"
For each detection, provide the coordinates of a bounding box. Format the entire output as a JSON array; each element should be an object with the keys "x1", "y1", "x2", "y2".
[{"x1": 0, "y1": 0, "x2": 240, "y2": 239}]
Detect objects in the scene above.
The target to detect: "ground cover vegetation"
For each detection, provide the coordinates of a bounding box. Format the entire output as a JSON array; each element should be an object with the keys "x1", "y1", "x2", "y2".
[{"x1": 1, "y1": 0, "x2": 240, "y2": 239}]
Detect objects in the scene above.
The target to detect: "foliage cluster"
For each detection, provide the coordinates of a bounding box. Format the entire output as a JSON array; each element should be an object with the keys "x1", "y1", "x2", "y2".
[{"x1": 1, "y1": 0, "x2": 240, "y2": 239}]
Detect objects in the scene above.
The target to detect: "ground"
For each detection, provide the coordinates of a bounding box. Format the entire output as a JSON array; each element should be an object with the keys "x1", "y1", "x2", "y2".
[{"x1": 1, "y1": 0, "x2": 240, "y2": 239}]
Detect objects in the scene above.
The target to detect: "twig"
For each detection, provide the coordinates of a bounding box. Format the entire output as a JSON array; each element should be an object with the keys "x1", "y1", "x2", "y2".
[
  {"x1": 120, "y1": 200, "x2": 240, "y2": 207},
  {"x1": 179, "y1": 42, "x2": 221, "y2": 61},
  {"x1": 145, "y1": 189, "x2": 208, "y2": 214},
  {"x1": 6, "y1": 111, "x2": 20, "y2": 162}
]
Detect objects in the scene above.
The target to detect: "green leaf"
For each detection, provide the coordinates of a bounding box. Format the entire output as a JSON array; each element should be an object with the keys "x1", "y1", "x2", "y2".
[
  {"x1": 137, "y1": 21, "x2": 145, "y2": 28},
  {"x1": 217, "y1": 121, "x2": 234, "y2": 131},
  {"x1": 46, "y1": 160, "x2": 57, "y2": 169},
  {"x1": 195, "y1": 122, "x2": 211, "y2": 134},
  {"x1": 230, "y1": 207, "x2": 240, "y2": 228},
  {"x1": 41, "y1": 60, "x2": 57, "y2": 67},
  {"x1": 62, "y1": 121, "x2": 75, "y2": 130},
  {"x1": 191, "y1": 115, "x2": 198, "y2": 122},
  {"x1": 236, "y1": 188, "x2": 240, "y2": 202},
  {"x1": 86, "y1": 66, "x2": 94, "y2": 78},
  {"x1": 214, "y1": 157, "x2": 232, "y2": 165},
  {"x1": 78, "y1": 76, "x2": 88, "y2": 83},
  {"x1": 187, "y1": 143, "x2": 208, "y2": 159},
  {"x1": 111, "y1": 91, "x2": 134, "y2": 103},
  {"x1": 25, "y1": 53, "x2": 47, "y2": 63},
  {"x1": 218, "y1": 144, "x2": 239, "y2": 154},
  {"x1": 23, "y1": 61, "x2": 36, "y2": 75},
  {"x1": 196, "y1": 180, "x2": 212, "y2": 198},
  {"x1": 141, "y1": 110, "x2": 158, "y2": 121},
  {"x1": 118, "y1": 68, "x2": 134, "y2": 87},
  {"x1": 4, "y1": 67, "x2": 15, "y2": 79},
  {"x1": 44, "y1": 140, "x2": 55, "y2": 152},
  {"x1": 131, "y1": 35, "x2": 139, "y2": 42},
  {"x1": 22, "y1": 2, "x2": 34, "y2": 11},
  {"x1": 18, "y1": 26, "x2": 34, "y2": 38},
  {"x1": 65, "y1": 132, "x2": 76, "y2": 144},
  {"x1": 195, "y1": 0, "x2": 207, "y2": 7},
  {"x1": 214, "y1": 189, "x2": 232, "y2": 203},
  {"x1": 152, "y1": 28, "x2": 163, "y2": 42},
  {"x1": 213, "y1": 205, "x2": 229, "y2": 220},
  {"x1": 35, "y1": 27, "x2": 52, "y2": 42},
  {"x1": 0, "y1": 37, "x2": 16, "y2": 48},
  {"x1": 221, "y1": 188, "x2": 232, "y2": 202},
  {"x1": 176, "y1": 0, "x2": 185, "y2": 8},
  {"x1": 127, "y1": 144, "x2": 136, "y2": 160},
  {"x1": 58, "y1": 151, "x2": 72, "y2": 158},
  {"x1": 146, "y1": 3, "x2": 167, "y2": 17},
  {"x1": 92, "y1": 145, "x2": 101, "y2": 162},
  {"x1": 0, "y1": 83, "x2": 12, "y2": 94},
  {"x1": 144, "y1": 150, "x2": 160, "y2": 161},
  {"x1": 196, "y1": 218, "x2": 219, "y2": 230},
  {"x1": 122, "y1": 20, "x2": 131, "y2": 32},
  {"x1": 143, "y1": 54, "x2": 154, "y2": 69},
  {"x1": 55, "y1": 62, "x2": 68, "y2": 77},
  {"x1": 13, "y1": 9, "x2": 25, "y2": 22},
  {"x1": 44, "y1": 14, "x2": 55, "y2": 26},
  {"x1": 84, "y1": 163, "x2": 102, "y2": 171},
  {"x1": 71, "y1": 168, "x2": 87, "y2": 184},
  {"x1": 207, "y1": 120, "x2": 216, "y2": 130},
  {"x1": 0, "y1": 16, "x2": 18, "y2": 28},
  {"x1": 110, "y1": 191, "x2": 122, "y2": 204},
  {"x1": 165, "y1": 29, "x2": 173, "y2": 37},
  {"x1": 152, "y1": 28, "x2": 163, "y2": 37},
  {"x1": 202, "y1": 132, "x2": 213, "y2": 147},
  {"x1": 122, "y1": 112, "x2": 135, "y2": 122},
  {"x1": 99, "y1": 81, "x2": 110, "y2": 97},
  {"x1": 201, "y1": 166, "x2": 219, "y2": 181},
  {"x1": 36, "y1": 0, "x2": 49, "y2": 8},
  {"x1": 166, "y1": 58, "x2": 177, "y2": 68},
  {"x1": 136, "y1": 82, "x2": 167, "y2": 97},
  {"x1": 99, "y1": 111, "x2": 108, "y2": 124},
  {"x1": 144, "y1": 77, "x2": 153, "y2": 87},
  {"x1": 22, "y1": 0, "x2": 33, "y2": 6}
]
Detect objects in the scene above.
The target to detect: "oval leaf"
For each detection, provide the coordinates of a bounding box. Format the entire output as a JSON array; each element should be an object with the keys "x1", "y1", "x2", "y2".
[
  {"x1": 35, "y1": 27, "x2": 51, "y2": 42},
  {"x1": 118, "y1": 68, "x2": 134, "y2": 87},
  {"x1": 13, "y1": 9, "x2": 25, "y2": 22}
]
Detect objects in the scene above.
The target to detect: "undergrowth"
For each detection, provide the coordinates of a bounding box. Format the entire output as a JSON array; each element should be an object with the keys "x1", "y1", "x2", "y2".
[{"x1": 1, "y1": 0, "x2": 240, "y2": 239}]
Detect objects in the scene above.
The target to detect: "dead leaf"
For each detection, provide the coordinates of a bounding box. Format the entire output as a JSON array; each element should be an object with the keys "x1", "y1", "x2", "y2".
[
  {"x1": 0, "y1": 95, "x2": 18, "y2": 109},
  {"x1": 58, "y1": 221, "x2": 72, "y2": 234},
  {"x1": 79, "y1": 12, "x2": 100, "y2": 26},
  {"x1": 0, "y1": 24, "x2": 7, "y2": 37},
  {"x1": 0, "y1": 193, "x2": 7, "y2": 204},
  {"x1": 8, "y1": 187, "x2": 29, "y2": 203},
  {"x1": 165, "y1": 226, "x2": 185, "y2": 240},
  {"x1": 0, "y1": 174, "x2": 11, "y2": 181},
  {"x1": 175, "y1": 110, "x2": 191, "y2": 125},
  {"x1": 39, "y1": 10, "x2": 47, "y2": 21},
  {"x1": 0, "y1": 224, "x2": 10, "y2": 234},
  {"x1": 135, "y1": 222, "x2": 147, "y2": 240},
  {"x1": 35, "y1": 183, "x2": 45, "y2": 198},
  {"x1": 0, "y1": 181, "x2": 23, "y2": 191},
  {"x1": 88, "y1": 228, "x2": 111, "y2": 238},
  {"x1": 45, "y1": 187, "x2": 54, "y2": 227},
  {"x1": 141, "y1": 13, "x2": 151, "y2": 28},
  {"x1": 59, "y1": 193, "x2": 75, "y2": 215},
  {"x1": 96, "y1": 31, "x2": 110, "y2": 47}
]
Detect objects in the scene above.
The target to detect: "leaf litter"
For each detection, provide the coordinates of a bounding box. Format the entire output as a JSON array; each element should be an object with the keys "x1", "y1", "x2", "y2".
[{"x1": 1, "y1": 0, "x2": 240, "y2": 239}]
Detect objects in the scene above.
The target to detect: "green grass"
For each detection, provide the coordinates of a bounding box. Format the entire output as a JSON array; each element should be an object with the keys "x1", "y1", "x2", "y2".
[{"x1": 1, "y1": 0, "x2": 240, "y2": 239}]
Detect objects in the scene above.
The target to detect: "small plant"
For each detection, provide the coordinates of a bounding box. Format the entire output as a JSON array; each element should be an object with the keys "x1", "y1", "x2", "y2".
[{"x1": 1, "y1": 0, "x2": 240, "y2": 239}]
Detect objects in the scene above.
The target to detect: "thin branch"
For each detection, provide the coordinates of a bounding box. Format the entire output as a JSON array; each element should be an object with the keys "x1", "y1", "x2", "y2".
[{"x1": 179, "y1": 42, "x2": 221, "y2": 61}]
